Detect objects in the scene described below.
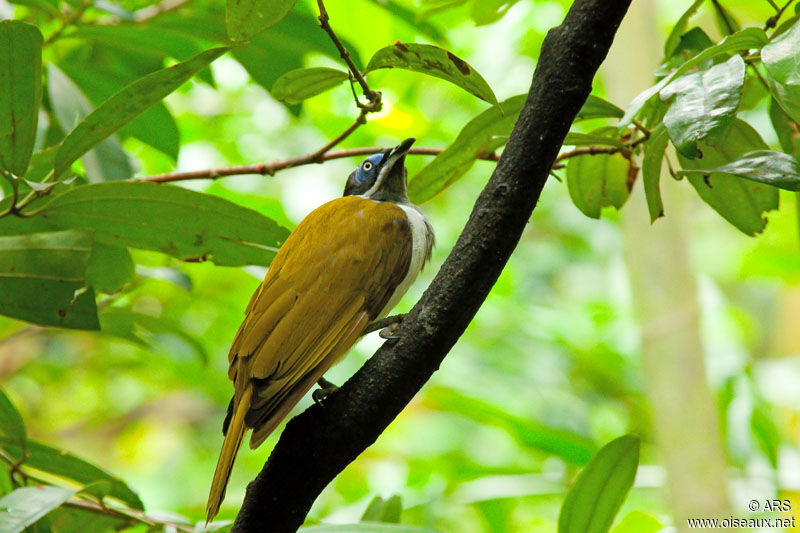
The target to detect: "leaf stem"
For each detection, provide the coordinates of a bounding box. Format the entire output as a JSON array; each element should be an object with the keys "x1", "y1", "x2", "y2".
[
  {"x1": 316, "y1": 0, "x2": 381, "y2": 112},
  {"x1": 137, "y1": 145, "x2": 498, "y2": 183},
  {"x1": 765, "y1": 0, "x2": 797, "y2": 29}
]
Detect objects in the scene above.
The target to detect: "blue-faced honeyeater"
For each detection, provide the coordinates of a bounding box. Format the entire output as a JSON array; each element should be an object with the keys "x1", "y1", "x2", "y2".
[{"x1": 206, "y1": 138, "x2": 434, "y2": 520}]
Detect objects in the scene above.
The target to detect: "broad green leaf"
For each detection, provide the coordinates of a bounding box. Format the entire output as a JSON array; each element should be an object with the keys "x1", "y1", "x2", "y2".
[
  {"x1": 47, "y1": 64, "x2": 133, "y2": 182},
  {"x1": 24, "y1": 146, "x2": 58, "y2": 182},
  {"x1": 611, "y1": 511, "x2": 663, "y2": 533},
  {"x1": 227, "y1": 0, "x2": 296, "y2": 41},
  {"x1": 660, "y1": 54, "x2": 745, "y2": 157},
  {"x1": 642, "y1": 126, "x2": 668, "y2": 222},
  {"x1": 767, "y1": 74, "x2": 800, "y2": 124},
  {"x1": 99, "y1": 308, "x2": 209, "y2": 363},
  {"x1": 0, "y1": 21, "x2": 43, "y2": 177},
  {"x1": 59, "y1": 53, "x2": 181, "y2": 161},
  {"x1": 70, "y1": 25, "x2": 215, "y2": 86},
  {"x1": 620, "y1": 27, "x2": 767, "y2": 129},
  {"x1": 409, "y1": 94, "x2": 525, "y2": 203},
  {"x1": 558, "y1": 435, "x2": 640, "y2": 533},
  {"x1": 0, "y1": 486, "x2": 76, "y2": 533},
  {"x1": 54, "y1": 46, "x2": 229, "y2": 178},
  {"x1": 658, "y1": 27, "x2": 715, "y2": 77},
  {"x1": 85, "y1": 243, "x2": 135, "y2": 293},
  {"x1": 361, "y1": 495, "x2": 402, "y2": 524},
  {"x1": 0, "y1": 388, "x2": 25, "y2": 449},
  {"x1": 0, "y1": 230, "x2": 99, "y2": 329},
  {"x1": 751, "y1": 401, "x2": 781, "y2": 468},
  {"x1": 0, "y1": 438, "x2": 142, "y2": 509},
  {"x1": 769, "y1": 97, "x2": 800, "y2": 154},
  {"x1": 366, "y1": 43, "x2": 498, "y2": 105},
  {"x1": 47, "y1": 506, "x2": 127, "y2": 533},
  {"x1": 0, "y1": 182, "x2": 290, "y2": 267},
  {"x1": 425, "y1": 386, "x2": 596, "y2": 464},
  {"x1": 762, "y1": 18, "x2": 800, "y2": 86},
  {"x1": 567, "y1": 153, "x2": 632, "y2": 219},
  {"x1": 681, "y1": 150, "x2": 800, "y2": 191},
  {"x1": 575, "y1": 95, "x2": 624, "y2": 121},
  {"x1": 300, "y1": 525, "x2": 439, "y2": 533},
  {"x1": 664, "y1": 0, "x2": 704, "y2": 58},
  {"x1": 563, "y1": 132, "x2": 626, "y2": 150},
  {"x1": 679, "y1": 119, "x2": 777, "y2": 235},
  {"x1": 272, "y1": 68, "x2": 350, "y2": 105}
]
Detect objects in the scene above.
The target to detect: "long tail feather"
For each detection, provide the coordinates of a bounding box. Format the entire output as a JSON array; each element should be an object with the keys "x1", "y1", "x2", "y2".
[{"x1": 206, "y1": 387, "x2": 252, "y2": 523}]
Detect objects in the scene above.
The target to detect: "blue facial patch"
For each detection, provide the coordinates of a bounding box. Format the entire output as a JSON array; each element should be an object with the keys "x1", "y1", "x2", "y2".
[{"x1": 354, "y1": 153, "x2": 384, "y2": 184}]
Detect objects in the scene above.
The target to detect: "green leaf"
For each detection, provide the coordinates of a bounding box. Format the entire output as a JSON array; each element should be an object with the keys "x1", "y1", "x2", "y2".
[
  {"x1": 23, "y1": 146, "x2": 58, "y2": 182},
  {"x1": 54, "y1": 46, "x2": 229, "y2": 178},
  {"x1": 620, "y1": 27, "x2": 767, "y2": 129},
  {"x1": 751, "y1": 401, "x2": 781, "y2": 468},
  {"x1": 426, "y1": 386, "x2": 596, "y2": 464},
  {"x1": 361, "y1": 495, "x2": 402, "y2": 524},
  {"x1": 769, "y1": 97, "x2": 800, "y2": 154},
  {"x1": 227, "y1": 0, "x2": 297, "y2": 41},
  {"x1": 664, "y1": 0, "x2": 704, "y2": 58},
  {"x1": 300, "y1": 525, "x2": 439, "y2": 533},
  {"x1": 763, "y1": 18, "x2": 800, "y2": 86},
  {"x1": 47, "y1": 505, "x2": 127, "y2": 533},
  {"x1": 567, "y1": 153, "x2": 633, "y2": 219},
  {"x1": 1, "y1": 182, "x2": 290, "y2": 267},
  {"x1": 642, "y1": 126, "x2": 668, "y2": 223},
  {"x1": 679, "y1": 119, "x2": 777, "y2": 235},
  {"x1": 0, "y1": 230, "x2": 99, "y2": 330},
  {"x1": 611, "y1": 511, "x2": 663, "y2": 533},
  {"x1": 70, "y1": 24, "x2": 215, "y2": 86},
  {"x1": 365, "y1": 43, "x2": 497, "y2": 105},
  {"x1": 58, "y1": 53, "x2": 181, "y2": 161},
  {"x1": 99, "y1": 308, "x2": 209, "y2": 363},
  {"x1": 272, "y1": 67, "x2": 350, "y2": 105},
  {"x1": 557, "y1": 435, "x2": 640, "y2": 533},
  {"x1": 85, "y1": 243, "x2": 135, "y2": 293},
  {"x1": 0, "y1": 438, "x2": 143, "y2": 510},
  {"x1": 409, "y1": 94, "x2": 525, "y2": 203},
  {"x1": 681, "y1": 150, "x2": 800, "y2": 191},
  {"x1": 575, "y1": 95, "x2": 624, "y2": 121},
  {"x1": 767, "y1": 74, "x2": 800, "y2": 124},
  {"x1": 660, "y1": 54, "x2": 745, "y2": 157},
  {"x1": 0, "y1": 21, "x2": 43, "y2": 177},
  {"x1": 0, "y1": 388, "x2": 25, "y2": 450},
  {"x1": 47, "y1": 64, "x2": 133, "y2": 182},
  {"x1": 0, "y1": 486, "x2": 76, "y2": 533}
]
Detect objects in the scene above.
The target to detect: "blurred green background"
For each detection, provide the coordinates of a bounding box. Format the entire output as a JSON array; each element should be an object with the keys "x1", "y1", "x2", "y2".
[{"x1": 1, "y1": 0, "x2": 800, "y2": 531}]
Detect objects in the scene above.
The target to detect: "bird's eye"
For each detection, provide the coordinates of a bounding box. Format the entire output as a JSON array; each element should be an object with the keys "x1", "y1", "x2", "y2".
[{"x1": 362, "y1": 161, "x2": 374, "y2": 172}]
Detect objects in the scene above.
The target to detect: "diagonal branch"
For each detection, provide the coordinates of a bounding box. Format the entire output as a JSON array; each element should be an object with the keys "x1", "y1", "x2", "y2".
[{"x1": 230, "y1": 0, "x2": 632, "y2": 530}]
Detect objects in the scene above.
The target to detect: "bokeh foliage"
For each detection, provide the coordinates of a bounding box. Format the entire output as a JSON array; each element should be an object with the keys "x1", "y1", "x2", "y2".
[{"x1": 1, "y1": 0, "x2": 800, "y2": 531}]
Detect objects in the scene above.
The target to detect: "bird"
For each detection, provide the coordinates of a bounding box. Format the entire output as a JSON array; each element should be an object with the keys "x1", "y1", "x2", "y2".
[{"x1": 206, "y1": 137, "x2": 434, "y2": 521}]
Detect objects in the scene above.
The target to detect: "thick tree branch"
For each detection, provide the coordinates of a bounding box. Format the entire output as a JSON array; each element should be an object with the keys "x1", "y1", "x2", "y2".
[{"x1": 231, "y1": 0, "x2": 632, "y2": 531}]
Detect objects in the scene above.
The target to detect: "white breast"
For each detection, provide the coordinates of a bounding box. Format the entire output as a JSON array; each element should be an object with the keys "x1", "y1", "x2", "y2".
[{"x1": 377, "y1": 203, "x2": 433, "y2": 319}]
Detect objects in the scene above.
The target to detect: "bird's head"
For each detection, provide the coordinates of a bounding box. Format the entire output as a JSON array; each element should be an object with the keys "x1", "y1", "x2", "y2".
[{"x1": 344, "y1": 137, "x2": 415, "y2": 202}]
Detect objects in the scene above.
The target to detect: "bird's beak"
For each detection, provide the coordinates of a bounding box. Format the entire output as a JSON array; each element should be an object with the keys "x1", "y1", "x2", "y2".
[{"x1": 373, "y1": 137, "x2": 415, "y2": 201}]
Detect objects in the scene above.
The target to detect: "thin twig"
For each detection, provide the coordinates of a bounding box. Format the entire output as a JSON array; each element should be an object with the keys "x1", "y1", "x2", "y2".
[
  {"x1": 766, "y1": 0, "x2": 796, "y2": 29},
  {"x1": 765, "y1": 0, "x2": 781, "y2": 11},
  {"x1": 316, "y1": 0, "x2": 381, "y2": 111},
  {"x1": 305, "y1": 109, "x2": 369, "y2": 163},
  {"x1": 711, "y1": 0, "x2": 736, "y2": 35},
  {"x1": 64, "y1": 499, "x2": 197, "y2": 532},
  {"x1": 137, "y1": 146, "x2": 497, "y2": 184},
  {"x1": 132, "y1": 0, "x2": 188, "y2": 22}
]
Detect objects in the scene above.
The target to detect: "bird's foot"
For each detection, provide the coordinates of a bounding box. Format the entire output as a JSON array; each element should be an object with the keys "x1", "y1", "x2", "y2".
[
  {"x1": 363, "y1": 313, "x2": 404, "y2": 340},
  {"x1": 313, "y1": 377, "x2": 339, "y2": 406}
]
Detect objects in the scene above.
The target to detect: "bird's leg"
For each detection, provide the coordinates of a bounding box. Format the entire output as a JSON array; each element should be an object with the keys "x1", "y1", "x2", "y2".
[
  {"x1": 362, "y1": 313, "x2": 405, "y2": 340},
  {"x1": 312, "y1": 376, "x2": 339, "y2": 405}
]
